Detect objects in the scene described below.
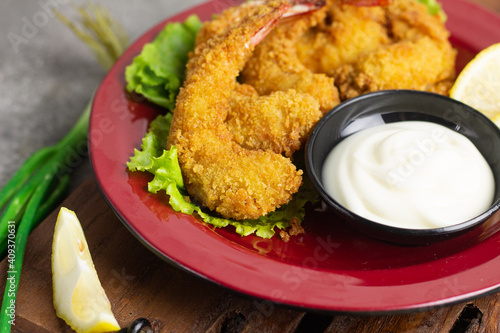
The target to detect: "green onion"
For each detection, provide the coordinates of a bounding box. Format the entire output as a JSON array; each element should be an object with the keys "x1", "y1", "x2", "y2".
[{"x1": 0, "y1": 4, "x2": 129, "y2": 331}]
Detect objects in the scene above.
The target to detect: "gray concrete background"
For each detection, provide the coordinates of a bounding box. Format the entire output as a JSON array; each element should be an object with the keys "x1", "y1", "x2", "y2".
[{"x1": 0, "y1": 0, "x2": 207, "y2": 192}]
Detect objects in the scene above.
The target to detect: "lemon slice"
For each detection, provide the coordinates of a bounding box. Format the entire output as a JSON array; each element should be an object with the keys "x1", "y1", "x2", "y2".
[
  {"x1": 450, "y1": 43, "x2": 500, "y2": 120},
  {"x1": 52, "y1": 207, "x2": 120, "y2": 333},
  {"x1": 493, "y1": 114, "x2": 500, "y2": 128}
]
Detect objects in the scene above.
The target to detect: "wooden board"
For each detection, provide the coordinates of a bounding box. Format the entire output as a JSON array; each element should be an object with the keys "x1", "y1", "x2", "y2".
[
  {"x1": 1, "y1": 177, "x2": 500, "y2": 332},
  {"x1": 2, "y1": 1, "x2": 500, "y2": 329},
  {"x1": 467, "y1": 0, "x2": 500, "y2": 13}
]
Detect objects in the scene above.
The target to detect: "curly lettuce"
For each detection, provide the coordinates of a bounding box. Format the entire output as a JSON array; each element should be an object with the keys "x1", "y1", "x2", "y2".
[
  {"x1": 125, "y1": 15, "x2": 202, "y2": 110},
  {"x1": 127, "y1": 114, "x2": 318, "y2": 239},
  {"x1": 125, "y1": 15, "x2": 319, "y2": 238}
]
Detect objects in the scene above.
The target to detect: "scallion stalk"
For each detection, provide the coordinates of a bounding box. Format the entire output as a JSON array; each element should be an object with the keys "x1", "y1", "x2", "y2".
[{"x1": 0, "y1": 5, "x2": 129, "y2": 331}]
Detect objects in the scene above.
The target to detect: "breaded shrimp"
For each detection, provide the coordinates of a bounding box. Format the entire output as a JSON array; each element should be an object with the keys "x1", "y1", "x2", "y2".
[
  {"x1": 331, "y1": 0, "x2": 456, "y2": 99},
  {"x1": 334, "y1": 36, "x2": 456, "y2": 99},
  {"x1": 227, "y1": 84, "x2": 321, "y2": 157},
  {"x1": 240, "y1": 4, "x2": 340, "y2": 113},
  {"x1": 168, "y1": 1, "x2": 307, "y2": 220},
  {"x1": 195, "y1": 0, "x2": 324, "y2": 157},
  {"x1": 250, "y1": 0, "x2": 455, "y2": 101},
  {"x1": 296, "y1": 0, "x2": 390, "y2": 76}
]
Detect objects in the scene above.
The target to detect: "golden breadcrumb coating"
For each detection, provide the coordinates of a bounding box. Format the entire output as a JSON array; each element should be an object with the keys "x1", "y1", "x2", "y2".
[{"x1": 168, "y1": 1, "x2": 304, "y2": 220}]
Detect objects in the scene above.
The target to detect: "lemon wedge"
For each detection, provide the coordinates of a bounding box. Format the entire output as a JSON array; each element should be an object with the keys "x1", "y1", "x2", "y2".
[
  {"x1": 52, "y1": 207, "x2": 120, "y2": 333},
  {"x1": 450, "y1": 43, "x2": 500, "y2": 120}
]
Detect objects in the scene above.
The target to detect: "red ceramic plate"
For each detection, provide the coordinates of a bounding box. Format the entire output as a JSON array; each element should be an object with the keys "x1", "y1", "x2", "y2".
[{"x1": 90, "y1": 0, "x2": 500, "y2": 313}]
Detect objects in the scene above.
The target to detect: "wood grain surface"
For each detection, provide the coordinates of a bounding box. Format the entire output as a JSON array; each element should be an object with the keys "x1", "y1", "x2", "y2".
[
  {"x1": 1, "y1": 177, "x2": 500, "y2": 333},
  {"x1": 1, "y1": 1, "x2": 499, "y2": 332},
  {"x1": 467, "y1": 0, "x2": 500, "y2": 13}
]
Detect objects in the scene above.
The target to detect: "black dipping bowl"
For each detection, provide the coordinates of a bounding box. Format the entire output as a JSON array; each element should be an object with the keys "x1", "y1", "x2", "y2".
[{"x1": 306, "y1": 90, "x2": 500, "y2": 245}]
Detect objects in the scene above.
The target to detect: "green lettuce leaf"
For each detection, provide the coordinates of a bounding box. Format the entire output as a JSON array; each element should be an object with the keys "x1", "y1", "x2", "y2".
[
  {"x1": 127, "y1": 113, "x2": 319, "y2": 239},
  {"x1": 125, "y1": 15, "x2": 202, "y2": 110},
  {"x1": 125, "y1": 14, "x2": 318, "y2": 238},
  {"x1": 416, "y1": 0, "x2": 446, "y2": 20}
]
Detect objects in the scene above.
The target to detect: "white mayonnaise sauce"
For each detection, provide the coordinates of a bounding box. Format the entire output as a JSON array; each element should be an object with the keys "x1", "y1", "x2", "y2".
[{"x1": 322, "y1": 121, "x2": 495, "y2": 229}]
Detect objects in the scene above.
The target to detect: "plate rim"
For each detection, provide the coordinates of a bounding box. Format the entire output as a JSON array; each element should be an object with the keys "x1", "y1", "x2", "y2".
[{"x1": 89, "y1": 0, "x2": 500, "y2": 314}]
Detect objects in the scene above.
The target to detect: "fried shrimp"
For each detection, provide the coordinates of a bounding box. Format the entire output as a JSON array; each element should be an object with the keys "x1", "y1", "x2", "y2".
[
  {"x1": 247, "y1": 0, "x2": 456, "y2": 102},
  {"x1": 296, "y1": 0, "x2": 390, "y2": 76},
  {"x1": 168, "y1": 1, "x2": 310, "y2": 220},
  {"x1": 240, "y1": 2, "x2": 340, "y2": 113},
  {"x1": 195, "y1": 0, "x2": 324, "y2": 157},
  {"x1": 227, "y1": 84, "x2": 321, "y2": 157},
  {"x1": 332, "y1": 0, "x2": 456, "y2": 99},
  {"x1": 296, "y1": 0, "x2": 456, "y2": 100},
  {"x1": 334, "y1": 36, "x2": 456, "y2": 99}
]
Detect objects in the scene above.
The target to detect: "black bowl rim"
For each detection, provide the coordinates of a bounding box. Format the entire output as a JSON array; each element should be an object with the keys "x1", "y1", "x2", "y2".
[{"x1": 305, "y1": 89, "x2": 500, "y2": 238}]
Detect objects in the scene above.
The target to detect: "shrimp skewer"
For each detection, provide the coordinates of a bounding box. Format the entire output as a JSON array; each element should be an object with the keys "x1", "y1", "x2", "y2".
[{"x1": 168, "y1": 1, "x2": 313, "y2": 220}]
